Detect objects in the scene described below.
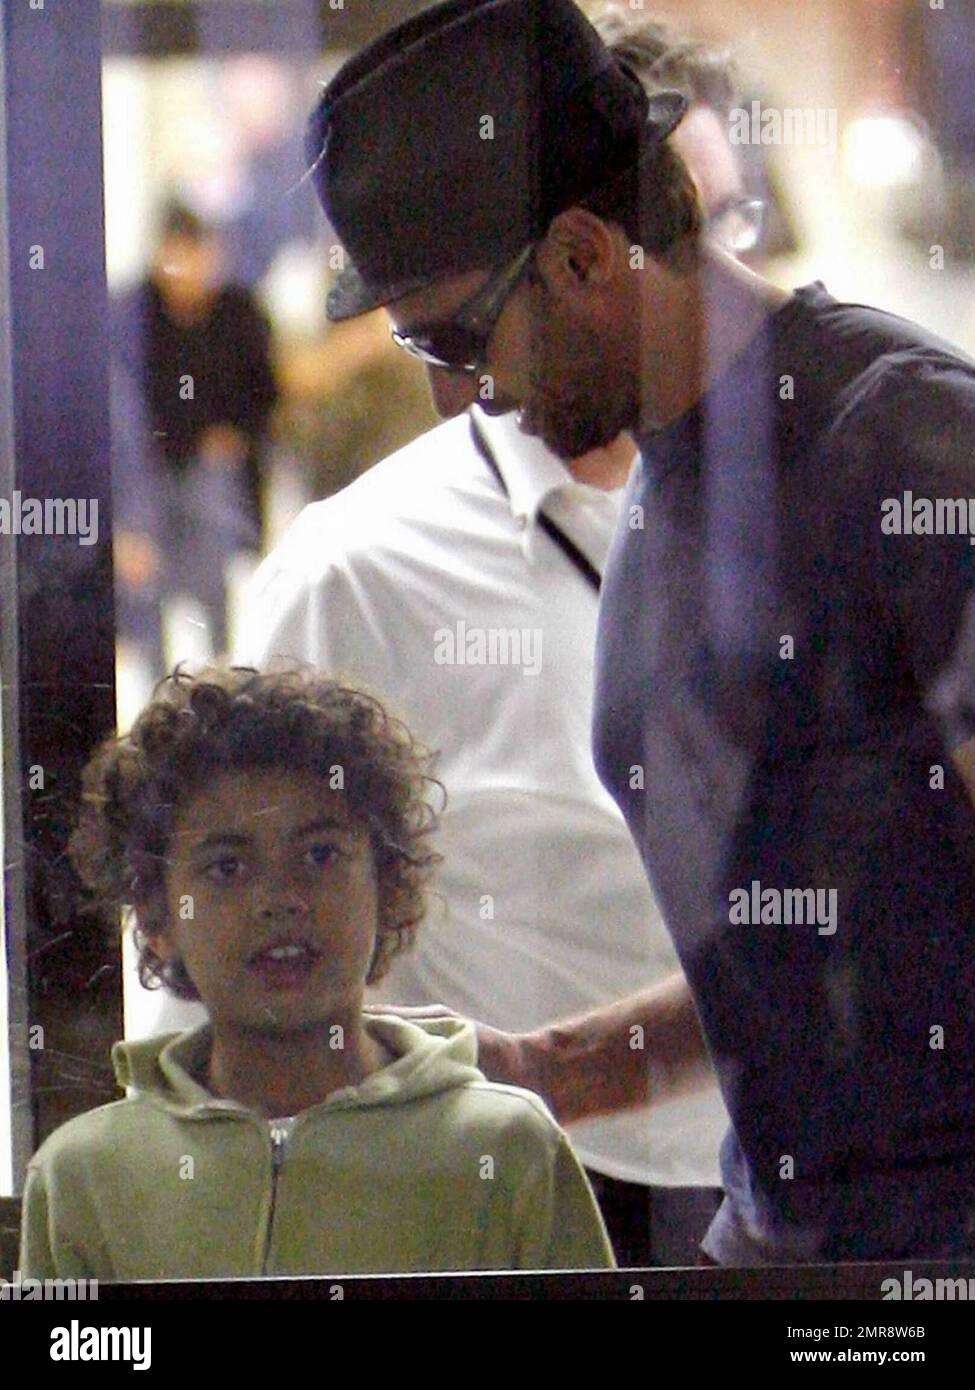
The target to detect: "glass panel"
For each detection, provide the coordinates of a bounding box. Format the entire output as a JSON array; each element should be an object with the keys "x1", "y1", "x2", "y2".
[
  {"x1": 1, "y1": 0, "x2": 121, "y2": 1210},
  {"x1": 7, "y1": 0, "x2": 975, "y2": 1288}
]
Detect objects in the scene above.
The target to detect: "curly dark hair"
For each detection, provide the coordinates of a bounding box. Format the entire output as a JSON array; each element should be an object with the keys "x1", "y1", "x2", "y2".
[{"x1": 70, "y1": 665, "x2": 444, "y2": 999}]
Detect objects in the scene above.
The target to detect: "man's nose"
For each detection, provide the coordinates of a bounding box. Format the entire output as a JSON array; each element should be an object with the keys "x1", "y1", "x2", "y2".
[{"x1": 425, "y1": 365, "x2": 479, "y2": 419}]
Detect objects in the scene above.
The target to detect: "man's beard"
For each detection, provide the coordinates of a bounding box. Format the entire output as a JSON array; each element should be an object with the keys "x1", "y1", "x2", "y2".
[{"x1": 524, "y1": 371, "x2": 630, "y2": 461}]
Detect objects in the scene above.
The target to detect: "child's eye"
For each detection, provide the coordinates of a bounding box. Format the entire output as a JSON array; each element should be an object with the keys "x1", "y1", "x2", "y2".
[
  {"x1": 204, "y1": 855, "x2": 243, "y2": 883},
  {"x1": 306, "y1": 843, "x2": 340, "y2": 869}
]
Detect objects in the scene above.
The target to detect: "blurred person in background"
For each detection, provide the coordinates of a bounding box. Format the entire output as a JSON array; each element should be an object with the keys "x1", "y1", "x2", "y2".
[
  {"x1": 904, "y1": 4, "x2": 975, "y2": 264},
  {"x1": 593, "y1": 7, "x2": 763, "y2": 265},
  {"x1": 234, "y1": 11, "x2": 764, "y2": 1269},
  {"x1": 593, "y1": 5, "x2": 798, "y2": 268},
  {"x1": 112, "y1": 202, "x2": 278, "y2": 667}
]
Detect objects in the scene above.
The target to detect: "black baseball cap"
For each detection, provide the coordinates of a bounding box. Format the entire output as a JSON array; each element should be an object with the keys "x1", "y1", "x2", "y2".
[{"x1": 305, "y1": 0, "x2": 688, "y2": 321}]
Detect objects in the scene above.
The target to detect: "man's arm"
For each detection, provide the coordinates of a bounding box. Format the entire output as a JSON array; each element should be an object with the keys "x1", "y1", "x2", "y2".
[{"x1": 474, "y1": 971, "x2": 714, "y2": 1125}]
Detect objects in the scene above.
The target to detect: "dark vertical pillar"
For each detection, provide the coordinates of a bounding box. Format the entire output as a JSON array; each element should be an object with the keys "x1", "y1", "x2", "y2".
[{"x1": 0, "y1": 0, "x2": 120, "y2": 1181}]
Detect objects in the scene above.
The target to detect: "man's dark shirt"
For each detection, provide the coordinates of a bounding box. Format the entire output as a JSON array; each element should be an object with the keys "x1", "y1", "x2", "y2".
[{"x1": 593, "y1": 282, "x2": 975, "y2": 1263}]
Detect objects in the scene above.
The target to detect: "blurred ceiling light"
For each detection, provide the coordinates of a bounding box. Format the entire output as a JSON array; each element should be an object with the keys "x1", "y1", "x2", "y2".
[
  {"x1": 842, "y1": 111, "x2": 931, "y2": 189},
  {"x1": 260, "y1": 241, "x2": 327, "y2": 337},
  {"x1": 221, "y1": 56, "x2": 295, "y2": 147}
]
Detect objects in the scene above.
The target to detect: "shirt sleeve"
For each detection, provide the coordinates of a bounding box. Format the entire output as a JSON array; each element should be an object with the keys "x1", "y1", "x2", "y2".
[
  {"x1": 860, "y1": 357, "x2": 975, "y2": 749},
  {"x1": 514, "y1": 1129, "x2": 616, "y2": 1271},
  {"x1": 233, "y1": 519, "x2": 397, "y2": 705},
  {"x1": 19, "y1": 1159, "x2": 100, "y2": 1280},
  {"x1": 20, "y1": 1151, "x2": 112, "y2": 1281},
  {"x1": 233, "y1": 516, "x2": 347, "y2": 671},
  {"x1": 234, "y1": 551, "x2": 318, "y2": 669}
]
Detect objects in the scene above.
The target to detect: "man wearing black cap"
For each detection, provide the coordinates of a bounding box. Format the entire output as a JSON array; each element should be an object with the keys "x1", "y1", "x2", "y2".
[{"x1": 303, "y1": 0, "x2": 975, "y2": 1268}]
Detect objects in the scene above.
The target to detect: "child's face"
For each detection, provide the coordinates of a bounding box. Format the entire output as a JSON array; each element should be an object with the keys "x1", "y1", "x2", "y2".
[{"x1": 150, "y1": 767, "x2": 380, "y2": 1033}]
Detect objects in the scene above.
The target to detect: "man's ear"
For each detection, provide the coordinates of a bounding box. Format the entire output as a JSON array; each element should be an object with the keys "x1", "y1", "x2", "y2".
[{"x1": 537, "y1": 207, "x2": 619, "y2": 291}]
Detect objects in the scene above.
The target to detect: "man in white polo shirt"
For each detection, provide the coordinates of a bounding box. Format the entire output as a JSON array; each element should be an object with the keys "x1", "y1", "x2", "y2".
[{"x1": 235, "y1": 14, "x2": 760, "y2": 1266}]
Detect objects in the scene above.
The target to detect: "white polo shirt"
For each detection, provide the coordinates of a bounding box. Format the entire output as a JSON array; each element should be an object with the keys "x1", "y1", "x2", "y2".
[{"x1": 235, "y1": 405, "x2": 727, "y2": 1187}]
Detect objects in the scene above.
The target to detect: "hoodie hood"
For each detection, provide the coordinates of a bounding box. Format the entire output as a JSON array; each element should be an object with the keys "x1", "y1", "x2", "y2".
[
  {"x1": 112, "y1": 1013, "x2": 485, "y2": 1117},
  {"x1": 27, "y1": 1014, "x2": 614, "y2": 1280}
]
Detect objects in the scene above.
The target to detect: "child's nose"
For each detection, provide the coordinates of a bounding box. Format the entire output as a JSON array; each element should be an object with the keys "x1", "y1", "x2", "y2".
[
  {"x1": 258, "y1": 898, "x2": 304, "y2": 919},
  {"x1": 254, "y1": 878, "x2": 308, "y2": 919}
]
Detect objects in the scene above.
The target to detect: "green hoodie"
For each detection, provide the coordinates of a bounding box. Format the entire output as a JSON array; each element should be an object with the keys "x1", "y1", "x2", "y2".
[{"x1": 20, "y1": 1013, "x2": 614, "y2": 1279}]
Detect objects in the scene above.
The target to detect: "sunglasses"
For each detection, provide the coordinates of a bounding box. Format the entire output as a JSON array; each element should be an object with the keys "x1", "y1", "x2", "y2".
[
  {"x1": 706, "y1": 196, "x2": 766, "y2": 255},
  {"x1": 390, "y1": 243, "x2": 535, "y2": 375}
]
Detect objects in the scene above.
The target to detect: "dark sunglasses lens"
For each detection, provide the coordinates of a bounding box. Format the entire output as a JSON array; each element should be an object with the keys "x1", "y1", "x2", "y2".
[
  {"x1": 398, "y1": 323, "x2": 483, "y2": 372},
  {"x1": 709, "y1": 199, "x2": 765, "y2": 254}
]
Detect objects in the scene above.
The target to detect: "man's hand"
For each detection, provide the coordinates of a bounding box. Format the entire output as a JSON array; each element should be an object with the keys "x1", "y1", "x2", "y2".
[
  {"x1": 114, "y1": 529, "x2": 161, "y2": 591},
  {"x1": 198, "y1": 423, "x2": 249, "y2": 469},
  {"x1": 366, "y1": 974, "x2": 715, "y2": 1127}
]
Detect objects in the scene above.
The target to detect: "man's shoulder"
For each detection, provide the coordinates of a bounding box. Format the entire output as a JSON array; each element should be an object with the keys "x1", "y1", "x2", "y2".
[
  {"x1": 796, "y1": 288, "x2": 975, "y2": 437},
  {"x1": 824, "y1": 345, "x2": 975, "y2": 458},
  {"x1": 325, "y1": 410, "x2": 489, "y2": 508},
  {"x1": 270, "y1": 412, "x2": 501, "y2": 572}
]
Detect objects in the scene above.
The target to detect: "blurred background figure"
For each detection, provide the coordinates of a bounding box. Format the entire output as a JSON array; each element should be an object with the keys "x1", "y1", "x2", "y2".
[
  {"x1": 900, "y1": 4, "x2": 975, "y2": 264},
  {"x1": 158, "y1": 54, "x2": 325, "y2": 291},
  {"x1": 111, "y1": 202, "x2": 278, "y2": 677},
  {"x1": 592, "y1": 5, "x2": 796, "y2": 266},
  {"x1": 212, "y1": 55, "x2": 323, "y2": 287}
]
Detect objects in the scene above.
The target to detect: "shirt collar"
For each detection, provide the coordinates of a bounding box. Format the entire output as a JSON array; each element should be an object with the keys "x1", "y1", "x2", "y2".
[{"x1": 470, "y1": 404, "x2": 572, "y2": 528}]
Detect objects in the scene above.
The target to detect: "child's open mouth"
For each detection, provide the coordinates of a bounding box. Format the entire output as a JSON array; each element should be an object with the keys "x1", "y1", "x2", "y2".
[{"x1": 247, "y1": 940, "x2": 322, "y2": 989}]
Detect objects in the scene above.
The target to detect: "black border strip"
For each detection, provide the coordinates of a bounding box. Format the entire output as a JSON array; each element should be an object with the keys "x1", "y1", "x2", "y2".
[{"x1": 86, "y1": 1258, "x2": 975, "y2": 1300}]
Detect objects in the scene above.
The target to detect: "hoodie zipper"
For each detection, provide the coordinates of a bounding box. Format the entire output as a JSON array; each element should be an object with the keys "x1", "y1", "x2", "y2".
[{"x1": 260, "y1": 1122, "x2": 289, "y2": 1275}]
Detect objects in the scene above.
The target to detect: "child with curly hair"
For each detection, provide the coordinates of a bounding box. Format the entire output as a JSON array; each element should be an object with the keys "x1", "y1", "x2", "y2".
[{"x1": 19, "y1": 667, "x2": 613, "y2": 1280}]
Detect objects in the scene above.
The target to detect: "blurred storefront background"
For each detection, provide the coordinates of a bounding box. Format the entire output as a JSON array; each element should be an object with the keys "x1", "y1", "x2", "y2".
[{"x1": 101, "y1": 0, "x2": 975, "y2": 723}]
